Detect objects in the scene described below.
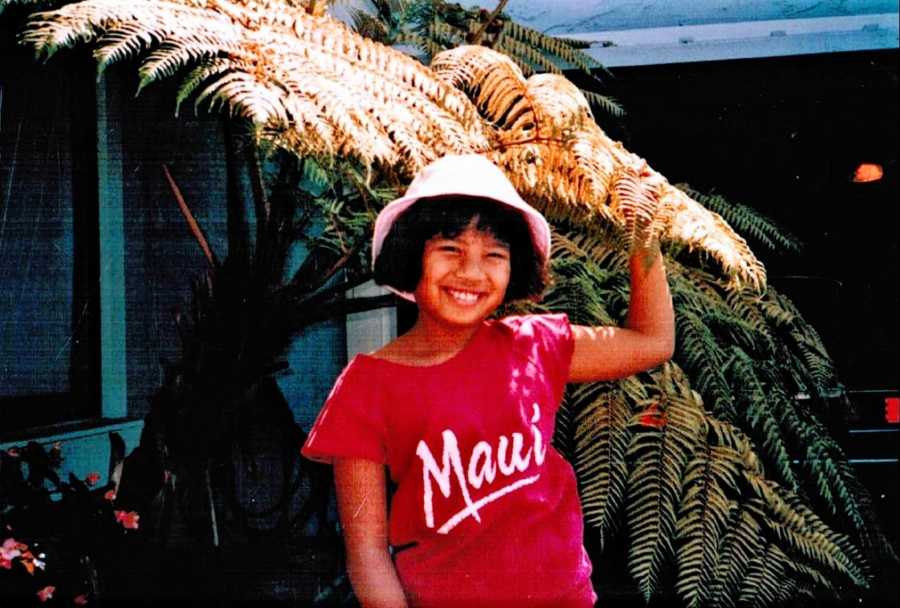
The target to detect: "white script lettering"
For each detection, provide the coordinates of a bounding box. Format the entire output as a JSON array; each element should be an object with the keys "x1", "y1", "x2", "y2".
[{"x1": 416, "y1": 403, "x2": 548, "y2": 534}]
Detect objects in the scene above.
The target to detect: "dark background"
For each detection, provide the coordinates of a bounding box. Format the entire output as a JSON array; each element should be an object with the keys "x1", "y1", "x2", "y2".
[{"x1": 593, "y1": 49, "x2": 898, "y2": 394}]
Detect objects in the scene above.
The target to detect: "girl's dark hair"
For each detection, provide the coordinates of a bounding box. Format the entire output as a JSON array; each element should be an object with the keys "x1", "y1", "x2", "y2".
[{"x1": 374, "y1": 196, "x2": 548, "y2": 302}]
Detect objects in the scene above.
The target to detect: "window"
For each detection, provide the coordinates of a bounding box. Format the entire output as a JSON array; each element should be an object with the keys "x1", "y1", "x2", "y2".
[{"x1": 0, "y1": 33, "x2": 100, "y2": 433}]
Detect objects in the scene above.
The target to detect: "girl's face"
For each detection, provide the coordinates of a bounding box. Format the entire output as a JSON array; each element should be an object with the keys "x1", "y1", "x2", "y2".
[{"x1": 414, "y1": 221, "x2": 511, "y2": 331}]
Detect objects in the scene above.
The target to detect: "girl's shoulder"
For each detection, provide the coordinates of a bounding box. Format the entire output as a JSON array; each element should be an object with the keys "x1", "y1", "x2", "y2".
[{"x1": 494, "y1": 312, "x2": 571, "y2": 336}]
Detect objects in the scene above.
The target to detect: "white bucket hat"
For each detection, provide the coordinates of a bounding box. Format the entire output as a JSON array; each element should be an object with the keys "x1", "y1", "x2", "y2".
[{"x1": 372, "y1": 154, "x2": 551, "y2": 302}]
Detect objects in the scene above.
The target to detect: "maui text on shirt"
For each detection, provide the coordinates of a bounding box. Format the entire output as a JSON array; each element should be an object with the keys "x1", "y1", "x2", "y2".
[{"x1": 416, "y1": 403, "x2": 547, "y2": 534}]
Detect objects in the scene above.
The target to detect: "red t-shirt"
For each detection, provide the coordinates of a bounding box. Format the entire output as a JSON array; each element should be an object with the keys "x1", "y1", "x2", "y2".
[{"x1": 302, "y1": 314, "x2": 595, "y2": 607}]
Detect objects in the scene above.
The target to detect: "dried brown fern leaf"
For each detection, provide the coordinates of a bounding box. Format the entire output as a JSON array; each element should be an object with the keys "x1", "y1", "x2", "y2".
[
  {"x1": 430, "y1": 44, "x2": 534, "y2": 133},
  {"x1": 609, "y1": 163, "x2": 671, "y2": 250},
  {"x1": 664, "y1": 186, "x2": 767, "y2": 291},
  {"x1": 19, "y1": 0, "x2": 491, "y2": 176},
  {"x1": 437, "y1": 47, "x2": 764, "y2": 288}
]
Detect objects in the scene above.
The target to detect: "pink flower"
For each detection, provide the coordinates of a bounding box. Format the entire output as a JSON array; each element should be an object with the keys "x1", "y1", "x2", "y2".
[
  {"x1": 37, "y1": 586, "x2": 55, "y2": 602},
  {"x1": 0, "y1": 557, "x2": 12, "y2": 570},
  {"x1": 85, "y1": 472, "x2": 101, "y2": 486},
  {"x1": 73, "y1": 594, "x2": 89, "y2": 605},
  {"x1": 5, "y1": 447, "x2": 19, "y2": 458},
  {"x1": 104, "y1": 489, "x2": 117, "y2": 502},
  {"x1": 1, "y1": 538, "x2": 22, "y2": 561},
  {"x1": 114, "y1": 510, "x2": 140, "y2": 530}
]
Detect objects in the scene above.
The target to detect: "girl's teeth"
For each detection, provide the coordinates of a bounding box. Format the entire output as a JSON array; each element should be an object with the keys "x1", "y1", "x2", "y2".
[{"x1": 448, "y1": 289, "x2": 478, "y2": 304}]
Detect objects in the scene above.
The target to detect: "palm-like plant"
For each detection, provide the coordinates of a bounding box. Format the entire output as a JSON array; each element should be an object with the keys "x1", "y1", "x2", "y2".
[{"x1": 1, "y1": 0, "x2": 893, "y2": 605}]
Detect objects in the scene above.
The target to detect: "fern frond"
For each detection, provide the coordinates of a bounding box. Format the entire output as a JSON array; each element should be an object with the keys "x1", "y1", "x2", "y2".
[
  {"x1": 581, "y1": 90, "x2": 626, "y2": 119},
  {"x1": 20, "y1": 0, "x2": 492, "y2": 176},
  {"x1": 762, "y1": 287, "x2": 839, "y2": 394},
  {"x1": 625, "y1": 363, "x2": 706, "y2": 602},
  {"x1": 499, "y1": 19, "x2": 600, "y2": 75},
  {"x1": 138, "y1": 36, "x2": 243, "y2": 93},
  {"x1": 737, "y1": 543, "x2": 788, "y2": 608},
  {"x1": 664, "y1": 186, "x2": 768, "y2": 291},
  {"x1": 495, "y1": 33, "x2": 560, "y2": 77},
  {"x1": 677, "y1": 184, "x2": 803, "y2": 255},
  {"x1": 568, "y1": 383, "x2": 632, "y2": 549},
  {"x1": 394, "y1": 30, "x2": 443, "y2": 59},
  {"x1": 782, "y1": 491, "x2": 871, "y2": 585},
  {"x1": 745, "y1": 472, "x2": 870, "y2": 588},
  {"x1": 709, "y1": 499, "x2": 765, "y2": 608},
  {"x1": 726, "y1": 348, "x2": 798, "y2": 490},
  {"x1": 675, "y1": 438, "x2": 740, "y2": 608},
  {"x1": 431, "y1": 44, "x2": 532, "y2": 133}
]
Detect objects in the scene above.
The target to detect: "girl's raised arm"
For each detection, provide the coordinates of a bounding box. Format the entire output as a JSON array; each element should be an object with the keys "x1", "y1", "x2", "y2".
[
  {"x1": 568, "y1": 241, "x2": 675, "y2": 383},
  {"x1": 333, "y1": 458, "x2": 409, "y2": 608}
]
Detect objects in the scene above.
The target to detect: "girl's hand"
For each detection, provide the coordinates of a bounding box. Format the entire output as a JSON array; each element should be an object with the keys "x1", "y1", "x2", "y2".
[
  {"x1": 334, "y1": 459, "x2": 409, "y2": 608},
  {"x1": 567, "y1": 240, "x2": 675, "y2": 382}
]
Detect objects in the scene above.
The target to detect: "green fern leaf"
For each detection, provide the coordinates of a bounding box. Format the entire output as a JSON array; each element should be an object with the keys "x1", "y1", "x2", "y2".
[
  {"x1": 710, "y1": 499, "x2": 765, "y2": 608},
  {"x1": 675, "y1": 438, "x2": 740, "y2": 608},
  {"x1": 568, "y1": 383, "x2": 632, "y2": 549},
  {"x1": 625, "y1": 364, "x2": 706, "y2": 602}
]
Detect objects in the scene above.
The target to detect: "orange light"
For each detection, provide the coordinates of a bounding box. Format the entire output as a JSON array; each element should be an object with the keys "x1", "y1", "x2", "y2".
[{"x1": 852, "y1": 163, "x2": 883, "y2": 183}]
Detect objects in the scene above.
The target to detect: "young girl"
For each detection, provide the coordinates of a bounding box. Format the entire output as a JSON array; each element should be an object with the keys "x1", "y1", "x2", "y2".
[{"x1": 302, "y1": 154, "x2": 674, "y2": 608}]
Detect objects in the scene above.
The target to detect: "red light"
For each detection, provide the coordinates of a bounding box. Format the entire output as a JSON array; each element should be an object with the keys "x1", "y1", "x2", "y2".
[
  {"x1": 886, "y1": 397, "x2": 900, "y2": 424},
  {"x1": 852, "y1": 163, "x2": 883, "y2": 183}
]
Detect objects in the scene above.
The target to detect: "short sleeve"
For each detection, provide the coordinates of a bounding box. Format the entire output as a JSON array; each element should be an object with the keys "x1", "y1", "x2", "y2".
[
  {"x1": 501, "y1": 313, "x2": 575, "y2": 405},
  {"x1": 301, "y1": 357, "x2": 387, "y2": 465}
]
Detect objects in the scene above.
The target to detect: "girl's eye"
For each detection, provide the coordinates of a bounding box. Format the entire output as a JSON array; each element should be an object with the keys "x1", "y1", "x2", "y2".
[{"x1": 487, "y1": 251, "x2": 509, "y2": 260}]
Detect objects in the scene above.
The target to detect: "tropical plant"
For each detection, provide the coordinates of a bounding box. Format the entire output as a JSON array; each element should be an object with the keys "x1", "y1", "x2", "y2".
[{"x1": 0, "y1": 0, "x2": 893, "y2": 605}]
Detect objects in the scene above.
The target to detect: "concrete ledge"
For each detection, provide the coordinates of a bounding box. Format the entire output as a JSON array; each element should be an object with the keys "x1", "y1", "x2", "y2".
[{"x1": 1, "y1": 418, "x2": 144, "y2": 487}]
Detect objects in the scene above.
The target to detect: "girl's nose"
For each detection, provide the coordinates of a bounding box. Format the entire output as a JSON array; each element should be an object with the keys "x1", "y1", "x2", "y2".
[{"x1": 456, "y1": 251, "x2": 487, "y2": 280}]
